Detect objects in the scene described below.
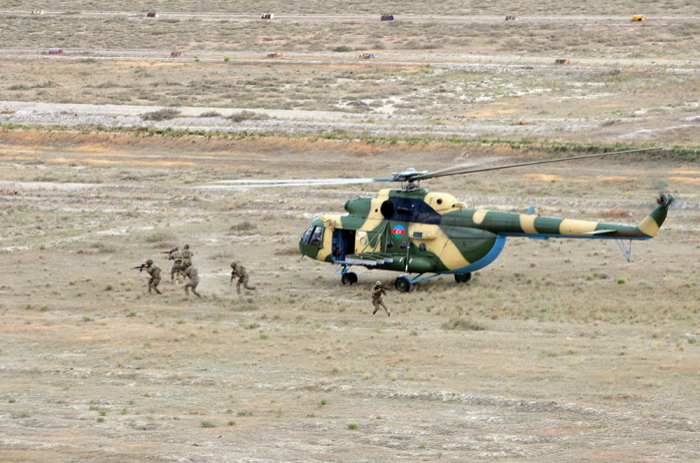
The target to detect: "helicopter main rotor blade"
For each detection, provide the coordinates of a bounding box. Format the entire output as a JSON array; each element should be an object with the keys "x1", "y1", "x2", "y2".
[
  {"x1": 414, "y1": 157, "x2": 505, "y2": 179},
  {"x1": 197, "y1": 177, "x2": 396, "y2": 189},
  {"x1": 412, "y1": 148, "x2": 663, "y2": 181}
]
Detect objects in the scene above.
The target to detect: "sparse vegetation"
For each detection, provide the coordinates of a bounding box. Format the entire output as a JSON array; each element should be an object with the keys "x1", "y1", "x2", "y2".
[
  {"x1": 141, "y1": 108, "x2": 181, "y2": 121},
  {"x1": 0, "y1": 7, "x2": 698, "y2": 460},
  {"x1": 228, "y1": 111, "x2": 269, "y2": 123},
  {"x1": 441, "y1": 318, "x2": 485, "y2": 331}
]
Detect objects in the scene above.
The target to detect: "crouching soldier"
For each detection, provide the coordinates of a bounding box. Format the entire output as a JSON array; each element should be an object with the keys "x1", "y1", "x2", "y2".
[
  {"x1": 146, "y1": 259, "x2": 162, "y2": 295},
  {"x1": 182, "y1": 261, "x2": 202, "y2": 299},
  {"x1": 372, "y1": 280, "x2": 389, "y2": 316},
  {"x1": 230, "y1": 261, "x2": 255, "y2": 295}
]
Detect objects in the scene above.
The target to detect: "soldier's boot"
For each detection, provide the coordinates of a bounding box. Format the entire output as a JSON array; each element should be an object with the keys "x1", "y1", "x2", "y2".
[
  {"x1": 155, "y1": 287, "x2": 162, "y2": 295},
  {"x1": 244, "y1": 284, "x2": 256, "y2": 291},
  {"x1": 192, "y1": 289, "x2": 202, "y2": 299},
  {"x1": 372, "y1": 307, "x2": 378, "y2": 315}
]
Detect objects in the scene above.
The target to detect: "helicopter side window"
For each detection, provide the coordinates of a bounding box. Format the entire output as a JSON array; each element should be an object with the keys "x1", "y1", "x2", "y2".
[
  {"x1": 301, "y1": 224, "x2": 315, "y2": 244},
  {"x1": 310, "y1": 227, "x2": 324, "y2": 247}
]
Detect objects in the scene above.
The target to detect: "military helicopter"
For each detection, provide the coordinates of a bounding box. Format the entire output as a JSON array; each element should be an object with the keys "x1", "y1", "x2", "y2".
[{"x1": 208, "y1": 148, "x2": 674, "y2": 292}]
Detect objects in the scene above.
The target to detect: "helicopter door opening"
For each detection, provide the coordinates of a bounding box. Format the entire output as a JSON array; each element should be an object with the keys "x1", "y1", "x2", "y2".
[{"x1": 332, "y1": 229, "x2": 356, "y2": 262}]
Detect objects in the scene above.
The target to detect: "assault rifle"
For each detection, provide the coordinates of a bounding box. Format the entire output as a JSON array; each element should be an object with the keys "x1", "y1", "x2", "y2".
[
  {"x1": 132, "y1": 263, "x2": 147, "y2": 272},
  {"x1": 374, "y1": 284, "x2": 390, "y2": 294},
  {"x1": 230, "y1": 269, "x2": 237, "y2": 285},
  {"x1": 161, "y1": 247, "x2": 178, "y2": 256}
]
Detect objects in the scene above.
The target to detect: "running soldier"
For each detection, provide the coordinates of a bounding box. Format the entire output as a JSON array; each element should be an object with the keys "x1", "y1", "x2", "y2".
[
  {"x1": 168, "y1": 248, "x2": 184, "y2": 284},
  {"x1": 145, "y1": 259, "x2": 162, "y2": 295},
  {"x1": 371, "y1": 280, "x2": 389, "y2": 316},
  {"x1": 230, "y1": 262, "x2": 255, "y2": 295},
  {"x1": 182, "y1": 261, "x2": 202, "y2": 298},
  {"x1": 181, "y1": 244, "x2": 194, "y2": 266}
]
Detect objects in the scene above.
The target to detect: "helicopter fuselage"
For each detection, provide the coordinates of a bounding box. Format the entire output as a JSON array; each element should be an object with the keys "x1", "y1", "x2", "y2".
[{"x1": 299, "y1": 188, "x2": 672, "y2": 285}]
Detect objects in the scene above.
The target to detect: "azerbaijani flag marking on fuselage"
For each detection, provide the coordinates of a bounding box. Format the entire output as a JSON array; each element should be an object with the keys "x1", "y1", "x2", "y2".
[{"x1": 392, "y1": 225, "x2": 406, "y2": 236}]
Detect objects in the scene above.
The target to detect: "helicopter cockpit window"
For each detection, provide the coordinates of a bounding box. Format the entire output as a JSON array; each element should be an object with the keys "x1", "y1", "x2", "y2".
[
  {"x1": 309, "y1": 227, "x2": 324, "y2": 247},
  {"x1": 301, "y1": 224, "x2": 315, "y2": 244}
]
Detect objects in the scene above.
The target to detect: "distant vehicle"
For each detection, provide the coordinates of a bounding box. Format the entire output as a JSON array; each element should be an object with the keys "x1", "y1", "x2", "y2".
[
  {"x1": 505, "y1": 15, "x2": 517, "y2": 21},
  {"x1": 170, "y1": 51, "x2": 184, "y2": 57},
  {"x1": 267, "y1": 52, "x2": 282, "y2": 58},
  {"x1": 48, "y1": 48, "x2": 63, "y2": 54},
  {"x1": 146, "y1": 12, "x2": 158, "y2": 18},
  {"x1": 261, "y1": 13, "x2": 274, "y2": 19},
  {"x1": 381, "y1": 14, "x2": 394, "y2": 21},
  {"x1": 359, "y1": 53, "x2": 375, "y2": 59},
  {"x1": 632, "y1": 14, "x2": 646, "y2": 22},
  {"x1": 554, "y1": 58, "x2": 570, "y2": 64},
  {"x1": 31, "y1": 9, "x2": 44, "y2": 15}
]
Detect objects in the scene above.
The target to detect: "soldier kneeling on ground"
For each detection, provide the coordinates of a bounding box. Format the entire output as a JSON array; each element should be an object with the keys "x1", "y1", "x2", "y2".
[
  {"x1": 182, "y1": 261, "x2": 202, "y2": 299},
  {"x1": 372, "y1": 280, "x2": 390, "y2": 316},
  {"x1": 146, "y1": 259, "x2": 162, "y2": 295},
  {"x1": 230, "y1": 261, "x2": 255, "y2": 295}
]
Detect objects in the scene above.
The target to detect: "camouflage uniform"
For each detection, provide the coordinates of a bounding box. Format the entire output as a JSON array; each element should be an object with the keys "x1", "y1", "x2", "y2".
[
  {"x1": 372, "y1": 280, "x2": 389, "y2": 316},
  {"x1": 146, "y1": 260, "x2": 162, "y2": 295},
  {"x1": 182, "y1": 263, "x2": 202, "y2": 298},
  {"x1": 231, "y1": 262, "x2": 255, "y2": 295},
  {"x1": 169, "y1": 250, "x2": 184, "y2": 283},
  {"x1": 181, "y1": 245, "x2": 194, "y2": 266}
]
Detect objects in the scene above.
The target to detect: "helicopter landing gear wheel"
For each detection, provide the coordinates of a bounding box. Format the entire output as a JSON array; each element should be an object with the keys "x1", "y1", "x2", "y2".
[
  {"x1": 454, "y1": 272, "x2": 472, "y2": 283},
  {"x1": 394, "y1": 275, "x2": 414, "y2": 293},
  {"x1": 341, "y1": 272, "x2": 358, "y2": 286}
]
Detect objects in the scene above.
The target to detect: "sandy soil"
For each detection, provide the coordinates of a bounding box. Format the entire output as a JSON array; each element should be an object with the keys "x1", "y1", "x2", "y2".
[
  {"x1": 1, "y1": 3, "x2": 699, "y2": 461},
  {"x1": 0, "y1": 134, "x2": 699, "y2": 462}
]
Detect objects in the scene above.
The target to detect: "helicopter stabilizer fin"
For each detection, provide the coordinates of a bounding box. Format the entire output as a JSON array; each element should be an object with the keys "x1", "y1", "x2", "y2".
[{"x1": 635, "y1": 193, "x2": 674, "y2": 238}]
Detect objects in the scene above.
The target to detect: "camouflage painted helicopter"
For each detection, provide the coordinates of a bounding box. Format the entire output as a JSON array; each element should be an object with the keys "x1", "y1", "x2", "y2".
[{"x1": 211, "y1": 148, "x2": 674, "y2": 292}]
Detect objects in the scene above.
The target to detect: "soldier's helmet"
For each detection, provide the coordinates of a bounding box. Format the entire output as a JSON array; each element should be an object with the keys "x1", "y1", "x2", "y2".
[
  {"x1": 184, "y1": 244, "x2": 190, "y2": 249},
  {"x1": 376, "y1": 280, "x2": 382, "y2": 285},
  {"x1": 230, "y1": 262, "x2": 237, "y2": 268},
  {"x1": 146, "y1": 259, "x2": 154, "y2": 265}
]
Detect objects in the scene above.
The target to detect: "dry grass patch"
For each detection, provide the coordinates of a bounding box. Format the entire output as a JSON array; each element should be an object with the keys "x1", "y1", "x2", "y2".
[
  {"x1": 441, "y1": 317, "x2": 486, "y2": 331},
  {"x1": 142, "y1": 108, "x2": 181, "y2": 121}
]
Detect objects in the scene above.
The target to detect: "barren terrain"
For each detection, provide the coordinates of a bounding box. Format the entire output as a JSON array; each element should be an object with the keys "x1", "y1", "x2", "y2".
[
  {"x1": 0, "y1": 6, "x2": 699, "y2": 143},
  {"x1": 1, "y1": 1, "x2": 700, "y2": 462},
  {"x1": 1, "y1": 133, "x2": 699, "y2": 462}
]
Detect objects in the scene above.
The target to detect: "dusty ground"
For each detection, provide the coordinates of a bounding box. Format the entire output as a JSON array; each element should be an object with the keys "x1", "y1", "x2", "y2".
[
  {"x1": 0, "y1": 133, "x2": 699, "y2": 462},
  {"x1": 0, "y1": 8, "x2": 699, "y2": 144},
  {"x1": 1, "y1": 1, "x2": 700, "y2": 461}
]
